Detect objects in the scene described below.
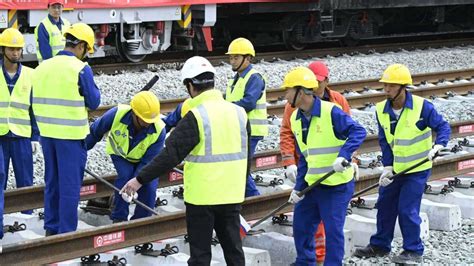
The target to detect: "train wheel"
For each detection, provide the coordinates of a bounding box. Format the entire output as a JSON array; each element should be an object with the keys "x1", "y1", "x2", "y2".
[
  {"x1": 282, "y1": 29, "x2": 306, "y2": 51},
  {"x1": 115, "y1": 27, "x2": 147, "y2": 63}
]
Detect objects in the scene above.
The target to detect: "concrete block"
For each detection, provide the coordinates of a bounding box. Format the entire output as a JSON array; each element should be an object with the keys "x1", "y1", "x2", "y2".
[
  {"x1": 429, "y1": 178, "x2": 474, "y2": 197},
  {"x1": 420, "y1": 199, "x2": 462, "y2": 231},
  {"x1": 344, "y1": 229, "x2": 355, "y2": 258},
  {"x1": 243, "y1": 247, "x2": 271, "y2": 265},
  {"x1": 250, "y1": 215, "x2": 294, "y2": 237},
  {"x1": 424, "y1": 191, "x2": 474, "y2": 218},
  {"x1": 243, "y1": 231, "x2": 296, "y2": 266}
]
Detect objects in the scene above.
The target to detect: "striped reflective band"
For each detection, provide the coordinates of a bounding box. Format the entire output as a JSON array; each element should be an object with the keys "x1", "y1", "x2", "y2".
[
  {"x1": 394, "y1": 149, "x2": 430, "y2": 163},
  {"x1": 0, "y1": 118, "x2": 7, "y2": 123},
  {"x1": 249, "y1": 119, "x2": 267, "y2": 125},
  {"x1": 52, "y1": 45, "x2": 63, "y2": 50},
  {"x1": 35, "y1": 116, "x2": 88, "y2": 126},
  {"x1": 186, "y1": 105, "x2": 247, "y2": 163},
  {"x1": 307, "y1": 165, "x2": 334, "y2": 175},
  {"x1": 301, "y1": 145, "x2": 342, "y2": 157},
  {"x1": 10, "y1": 102, "x2": 30, "y2": 110},
  {"x1": 108, "y1": 135, "x2": 140, "y2": 163},
  {"x1": 33, "y1": 97, "x2": 85, "y2": 107},
  {"x1": 0, "y1": 102, "x2": 8, "y2": 107},
  {"x1": 255, "y1": 103, "x2": 266, "y2": 110},
  {"x1": 8, "y1": 118, "x2": 30, "y2": 125},
  {"x1": 394, "y1": 130, "x2": 432, "y2": 146}
]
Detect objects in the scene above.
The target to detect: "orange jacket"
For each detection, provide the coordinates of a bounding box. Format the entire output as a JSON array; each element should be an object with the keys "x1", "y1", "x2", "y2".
[{"x1": 280, "y1": 87, "x2": 351, "y2": 166}]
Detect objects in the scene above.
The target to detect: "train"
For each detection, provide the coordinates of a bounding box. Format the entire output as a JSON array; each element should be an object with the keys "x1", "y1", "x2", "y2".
[{"x1": 1, "y1": 0, "x2": 474, "y2": 62}]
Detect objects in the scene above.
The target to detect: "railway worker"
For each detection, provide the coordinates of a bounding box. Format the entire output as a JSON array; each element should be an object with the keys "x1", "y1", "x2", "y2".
[
  {"x1": 280, "y1": 61, "x2": 351, "y2": 264},
  {"x1": 32, "y1": 23, "x2": 101, "y2": 235},
  {"x1": 0, "y1": 28, "x2": 39, "y2": 215},
  {"x1": 34, "y1": 0, "x2": 71, "y2": 63},
  {"x1": 354, "y1": 64, "x2": 450, "y2": 264},
  {"x1": 0, "y1": 144, "x2": 4, "y2": 240},
  {"x1": 121, "y1": 56, "x2": 249, "y2": 266},
  {"x1": 85, "y1": 91, "x2": 166, "y2": 223},
  {"x1": 283, "y1": 67, "x2": 366, "y2": 266},
  {"x1": 225, "y1": 37, "x2": 266, "y2": 197}
]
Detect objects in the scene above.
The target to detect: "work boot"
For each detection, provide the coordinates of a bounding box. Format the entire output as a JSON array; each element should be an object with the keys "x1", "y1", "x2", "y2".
[
  {"x1": 354, "y1": 245, "x2": 389, "y2": 258},
  {"x1": 391, "y1": 251, "x2": 422, "y2": 264},
  {"x1": 112, "y1": 219, "x2": 127, "y2": 224},
  {"x1": 45, "y1": 230, "x2": 56, "y2": 236}
]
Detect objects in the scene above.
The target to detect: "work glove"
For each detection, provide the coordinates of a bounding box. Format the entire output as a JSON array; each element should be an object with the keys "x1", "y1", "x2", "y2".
[
  {"x1": 288, "y1": 190, "x2": 304, "y2": 204},
  {"x1": 379, "y1": 166, "x2": 394, "y2": 187},
  {"x1": 31, "y1": 141, "x2": 41, "y2": 156},
  {"x1": 351, "y1": 163, "x2": 360, "y2": 181},
  {"x1": 332, "y1": 157, "x2": 349, "y2": 173},
  {"x1": 428, "y1": 144, "x2": 445, "y2": 161},
  {"x1": 285, "y1": 164, "x2": 298, "y2": 183},
  {"x1": 121, "y1": 191, "x2": 138, "y2": 203}
]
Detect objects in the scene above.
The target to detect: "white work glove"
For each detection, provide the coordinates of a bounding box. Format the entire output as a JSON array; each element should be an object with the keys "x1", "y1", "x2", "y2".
[
  {"x1": 31, "y1": 141, "x2": 41, "y2": 155},
  {"x1": 379, "y1": 166, "x2": 394, "y2": 187},
  {"x1": 351, "y1": 163, "x2": 360, "y2": 181},
  {"x1": 288, "y1": 190, "x2": 304, "y2": 204},
  {"x1": 428, "y1": 144, "x2": 444, "y2": 161},
  {"x1": 285, "y1": 164, "x2": 298, "y2": 183},
  {"x1": 121, "y1": 191, "x2": 138, "y2": 203},
  {"x1": 332, "y1": 157, "x2": 349, "y2": 173}
]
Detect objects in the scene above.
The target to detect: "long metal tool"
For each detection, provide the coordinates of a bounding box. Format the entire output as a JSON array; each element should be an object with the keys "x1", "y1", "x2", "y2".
[
  {"x1": 140, "y1": 75, "x2": 160, "y2": 91},
  {"x1": 250, "y1": 161, "x2": 350, "y2": 229},
  {"x1": 84, "y1": 168, "x2": 159, "y2": 216}
]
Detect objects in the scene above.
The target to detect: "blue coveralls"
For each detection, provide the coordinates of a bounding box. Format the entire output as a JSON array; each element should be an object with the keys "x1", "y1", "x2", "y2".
[
  {"x1": 41, "y1": 50, "x2": 101, "y2": 235},
  {"x1": 229, "y1": 64, "x2": 265, "y2": 197},
  {"x1": 86, "y1": 107, "x2": 166, "y2": 222},
  {"x1": 36, "y1": 15, "x2": 66, "y2": 61},
  {"x1": 162, "y1": 102, "x2": 183, "y2": 132},
  {"x1": 369, "y1": 91, "x2": 450, "y2": 255},
  {"x1": 0, "y1": 63, "x2": 39, "y2": 215},
  {"x1": 293, "y1": 97, "x2": 366, "y2": 266},
  {"x1": 0, "y1": 142, "x2": 4, "y2": 239}
]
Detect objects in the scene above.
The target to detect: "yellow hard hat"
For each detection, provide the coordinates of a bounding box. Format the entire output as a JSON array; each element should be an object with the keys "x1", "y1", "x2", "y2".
[
  {"x1": 0, "y1": 28, "x2": 25, "y2": 48},
  {"x1": 64, "y1": 23, "x2": 95, "y2": 53},
  {"x1": 282, "y1": 67, "x2": 319, "y2": 89},
  {"x1": 226, "y1": 38, "x2": 255, "y2": 57},
  {"x1": 379, "y1": 64, "x2": 413, "y2": 85},
  {"x1": 130, "y1": 91, "x2": 161, "y2": 123}
]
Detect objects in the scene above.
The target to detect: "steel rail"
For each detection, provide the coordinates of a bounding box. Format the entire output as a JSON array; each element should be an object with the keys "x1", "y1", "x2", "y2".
[
  {"x1": 1, "y1": 152, "x2": 474, "y2": 265},
  {"x1": 4, "y1": 120, "x2": 474, "y2": 214},
  {"x1": 91, "y1": 38, "x2": 474, "y2": 75},
  {"x1": 88, "y1": 68, "x2": 474, "y2": 118}
]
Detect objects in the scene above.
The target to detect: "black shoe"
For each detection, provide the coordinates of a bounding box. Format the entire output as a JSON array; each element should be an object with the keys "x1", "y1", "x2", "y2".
[
  {"x1": 391, "y1": 251, "x2": 422, "y2": 264},
  {"x1": 354, "y1": 245, "x2": 390, "y2": 258},
  {"x1": 112, "y1": 219, "x2": 127, "y2": 224},
  {"x1": 45, "y1": 230, "x2": 56, "y2": 236}
]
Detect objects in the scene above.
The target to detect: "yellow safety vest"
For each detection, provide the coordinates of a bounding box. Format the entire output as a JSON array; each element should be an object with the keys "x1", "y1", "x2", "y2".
[
  {"x1": 180, "y1": 97, "x2": 198, "y2": 118},
  {"x1": 0, "y1": 66, "x2": 33, "y2": 138},
  {"x1": 291, "y1": 100, "x2": 354, "y2": 186},
  {"x1": 106, "y1": 105, "x2": 165, "y2": 163},
  {"x1": 184, "y1": 89, "x2": 248, "y2": 205},
  {"x1": 376, "y1": 95, "x2": 432, "y2": 174},
  {"x1": 34, "y1": 17, "x2": 71, "y2": 62},
  {"x1": 32, "y1": 55, "x2": 89, "y2": 140},
  {"x1": 226, "y1": 68, "x2": 268, "y2": 137}
]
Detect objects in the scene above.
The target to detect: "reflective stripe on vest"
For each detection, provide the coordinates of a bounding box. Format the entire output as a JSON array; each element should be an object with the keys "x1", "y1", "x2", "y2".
[
  {"x1": 290, "y1": 101, "x2": 353, "y2": 186},
  {"x1": 225, "y1": 68, "x2": 268, "y2": 137},
  {"x1": 375, "y1": 95, "x2": 432, "y2": 174},
  {"x1": 0, "y1": 66, "x2": 33, "y2": 137},
  {"x1": 32, "y1": 55, "x2": 89, "y2": 139},
  {"x1": 35, "y1": 17, "x2": 70, "y2": 62},
  {"x1": 105, "y1": 105, "x2": 165, "y2": 163},
  {"x1": 183, "y1": 89, "x2": 248, "y2": 205}
]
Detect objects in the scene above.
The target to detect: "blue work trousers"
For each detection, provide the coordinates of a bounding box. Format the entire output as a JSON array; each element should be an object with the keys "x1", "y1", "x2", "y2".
[
  {"x1": 245, "y1": 137, "x2": 261, "y2": 197},
  {"x1": 0, "y1": 145, "x2": 4, "y2": 239},
  {"x1": 1, "y1": 137, "x2": 34, "y2": 214},
  {"x1": 370, "y1": 169, "x2": 430, "y2": 255},
  {"x1": 293, "y1": 180, "x2": 354, "y2": 266},
  {"x1": 110, "y1": 156, "x2": 158, "y2": 221},
  {"x1": 41, "y1": 137, "x2": 87, "y2": 235}
]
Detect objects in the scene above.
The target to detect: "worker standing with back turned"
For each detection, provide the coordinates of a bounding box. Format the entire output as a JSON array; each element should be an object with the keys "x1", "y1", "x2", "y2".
[
  {"x1": 121, "y1": 56, "x2": 249, "y2": 266},
  {"x1": 0, "y1": 29, "x2": 39, "y2": 216},
  {"x1": 85, "y1": 91, "x2": 166, "y2": 223},
  {"x1": 354, "y1": 64, "x2": 450, "y2": 264},
  {"x1": 225, "y1": 37, "x2": 267, "y2": 197},
  {"x1": 282, "y1": 67, "x2": 366, "y2": 266},
  {"x1": 32, "y1": 23, "x2": 100, "y2": 235}
]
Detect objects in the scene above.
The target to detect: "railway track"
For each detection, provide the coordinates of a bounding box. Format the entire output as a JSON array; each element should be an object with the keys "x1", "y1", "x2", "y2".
[
  {"x1": 88, "y1": 68, "x2": 474, "y2": 118},
  {"x1": 1, "y1": 152, "x2": 474, "y2": 265},
  {"x1": 90, "y1": 38, "x2": 474, "y2": 75},
  {"x1": 4, "y1": 119, "x2": 474, "y2": 214}
]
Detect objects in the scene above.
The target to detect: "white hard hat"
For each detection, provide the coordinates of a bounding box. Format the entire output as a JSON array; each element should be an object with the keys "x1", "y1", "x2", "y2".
[{"x1": 180, "y1": 56, "x2": 216, "y2": 83}]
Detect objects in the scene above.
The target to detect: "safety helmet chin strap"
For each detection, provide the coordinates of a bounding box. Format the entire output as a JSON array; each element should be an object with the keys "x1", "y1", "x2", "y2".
[
  {"x1": 389, "y1": 85, "x2": 405, "y2": 103},
  {"x1": 2, "y1": 47, "x2": 22, "y2": 64},
  {"x1": 232, "y1": 55, "x2": 247, "y2": 72},
  {"x1": 290, "y1": 87, "x2": 302, "y2": 108}
]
